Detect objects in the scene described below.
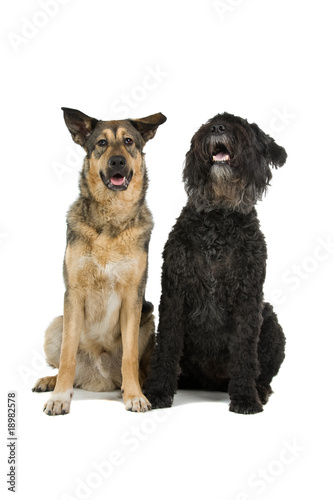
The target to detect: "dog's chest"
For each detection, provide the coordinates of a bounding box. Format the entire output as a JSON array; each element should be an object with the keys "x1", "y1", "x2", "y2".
[
  {"x1": 189, "y1": 227, "x2": 239, "y2": 282},
  {"x1": 170, "y1": 208, "x2": 266, "y2": 320},
  {"x1": 185, "y1": 210, "x2": 263, "y2": 277},
  {"x1": 69, "y1": 228, "x2": 142, "y2": 287}
]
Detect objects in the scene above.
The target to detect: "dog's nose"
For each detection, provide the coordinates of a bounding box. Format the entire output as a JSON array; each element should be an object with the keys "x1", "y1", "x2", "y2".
[
  {"x1": 108, "y1": 155, "x2": 127, "y2": 170},
  {"x1": 211, "y1": 124, "x2": 226, "y2": 134}
]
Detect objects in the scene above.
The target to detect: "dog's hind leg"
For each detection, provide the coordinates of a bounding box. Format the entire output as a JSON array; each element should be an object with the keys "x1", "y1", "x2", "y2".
[
  {"x1": 256, "y1": 302, "x2": 286, "y2": 404},
  {"x1": 32, "y1": 315, "x2": 117, "y2": 394},
  {"x1": 32, "y1": 316, "x2": 62, "y2": 393}
]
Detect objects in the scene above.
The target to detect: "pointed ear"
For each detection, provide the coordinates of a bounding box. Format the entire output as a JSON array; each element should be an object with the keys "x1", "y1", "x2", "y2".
[
  {"x1": 61, "y1": 107, "x2": 98, "y2": 149},
  {"x1": 250, "y1": 122, "x2": 287, "y2": 168},
  {"x1": 129, "y1": 112, "x2": 167, "y2": 143}
]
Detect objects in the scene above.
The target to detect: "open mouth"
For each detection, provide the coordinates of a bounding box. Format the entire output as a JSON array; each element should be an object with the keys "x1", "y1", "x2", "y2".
[
  {"x1": 100, "y1": 171, "x2": 133, "y2": 191},
  {"x1": 212, "y1": 144, "x2": 231, "y2": 165}
]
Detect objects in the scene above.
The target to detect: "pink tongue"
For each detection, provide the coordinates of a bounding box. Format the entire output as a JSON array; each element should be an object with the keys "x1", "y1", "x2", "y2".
[
  {"x1": 111, "y1": 176, "x2": 125, "y2": 186},
  {"x1": 213, "y1": 152, "x2": 229, "y2": 161}
]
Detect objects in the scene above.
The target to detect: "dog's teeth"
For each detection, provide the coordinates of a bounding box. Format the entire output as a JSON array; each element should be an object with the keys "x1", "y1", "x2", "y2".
[{"x1": 213, "y1": 153, "x2": 230, "y2": 162}]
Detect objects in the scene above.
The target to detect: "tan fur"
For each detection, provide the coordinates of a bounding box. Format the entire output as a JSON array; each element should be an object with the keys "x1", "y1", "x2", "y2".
[{"x1": 33, "y1": 109, "x2": 166, "y2": 415}]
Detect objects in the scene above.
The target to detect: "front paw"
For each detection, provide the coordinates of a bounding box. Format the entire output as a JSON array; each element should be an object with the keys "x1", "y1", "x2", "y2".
[
  {"x1": 229, "y1": 398, "x2": 263, "y2": 415},
  {"x1": 124, "y1": 394, "x2": 151, "y2": 413},
  {"x1": 144, "y1": 391, "x2": 173, "y2": 409},
  {"x1": 43, "y1": 390, "x2": 73, "y2": 416}
]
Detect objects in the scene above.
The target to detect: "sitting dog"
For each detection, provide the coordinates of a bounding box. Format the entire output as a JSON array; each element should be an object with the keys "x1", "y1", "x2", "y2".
[
  {"x1": 33, "y1": 107, "x2": 166, "y2": 415},
  {"x1": 144, "y1": 112, "x2": 286, "y2": 414}
]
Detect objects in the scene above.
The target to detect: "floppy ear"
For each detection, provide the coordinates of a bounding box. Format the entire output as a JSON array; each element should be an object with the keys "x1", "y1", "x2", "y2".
[
  {"x1": 129, "y1": 112, "x2": 167, "y2": 143},
  {"x1": 268, "y1": 140, "x2": 287, "y2": 168},
  {"x1": 62, "y1": 107, "x2": 98, "y2": 149},
  {"x1": 250, "y1": 122, "x2": 287, "y2": 168}
]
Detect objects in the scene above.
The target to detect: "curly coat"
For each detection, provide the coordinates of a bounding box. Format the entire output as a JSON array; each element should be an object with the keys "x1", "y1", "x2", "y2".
[{"x1": 144, "y1": 112, "x2": 287, "y2": 414}]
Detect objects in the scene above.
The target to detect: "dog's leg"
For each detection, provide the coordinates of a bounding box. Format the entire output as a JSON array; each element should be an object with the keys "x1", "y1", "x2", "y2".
[
  {"x1": 120, "y1": 294, "x2": 152, "y2": 412},
  {"x1": 256, "y1": 302, "x2": 285, "y2": 404},
  {"x1": 43, "y1": 293, "x2": 84, "y2": 416},
  {"x1": 32, "y1": 316, "x2": 62, "y2": 392},
  {"x1": 228, "y1": 300, "x2": 263, "y2": 415},
  {"x1": 144, "y1": 291, "x2": 185, "y2": 409},
  {"x1": 138, "y1": 311, "x2": 155, "y2": 386}
]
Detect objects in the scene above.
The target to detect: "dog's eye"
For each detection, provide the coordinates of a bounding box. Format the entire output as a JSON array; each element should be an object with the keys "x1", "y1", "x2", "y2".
[
  {"x1": 97, "y1": 139, "x2": 107, "y2": 147},
  {"x1": 124, "y1": 137, "x2": 133, "y2": 146}
]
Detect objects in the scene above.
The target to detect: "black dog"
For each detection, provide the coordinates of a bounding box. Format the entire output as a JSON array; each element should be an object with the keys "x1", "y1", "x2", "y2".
[{"x1": 145, "y1": 112, "x2": 286, "y2": 414}]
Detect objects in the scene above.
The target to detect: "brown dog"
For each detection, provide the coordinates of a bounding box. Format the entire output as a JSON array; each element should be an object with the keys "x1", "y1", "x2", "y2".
[{"x1": 33, "y1": 107, "x2": 166, "y2": 415}]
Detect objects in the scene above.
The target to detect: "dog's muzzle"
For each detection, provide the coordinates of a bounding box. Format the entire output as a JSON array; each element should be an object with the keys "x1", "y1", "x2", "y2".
[
  {"x1": 100, "y1": 155, "x2": 133, "y2": 191},
  {"x1": 209, "y1": 126, "x2": 231, "y2": 165}
]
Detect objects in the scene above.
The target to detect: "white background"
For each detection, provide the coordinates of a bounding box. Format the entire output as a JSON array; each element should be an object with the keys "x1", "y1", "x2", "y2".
[{"x1": 1, "y1": 0, "x2": 332, "y2": 499}]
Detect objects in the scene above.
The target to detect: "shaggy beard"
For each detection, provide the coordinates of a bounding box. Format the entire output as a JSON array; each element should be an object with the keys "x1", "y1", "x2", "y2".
[{"x1": 190, "y1": 164, "x2": 264, "y2": 214}]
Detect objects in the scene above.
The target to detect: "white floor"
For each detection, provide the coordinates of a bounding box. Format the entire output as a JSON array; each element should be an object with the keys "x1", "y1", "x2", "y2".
[
  {"x1": 8, "y1": 369, "x2": 329, "y2": 500},
  {"x1": 2, "y1": 1, "x2": 333, "y2": 499}
]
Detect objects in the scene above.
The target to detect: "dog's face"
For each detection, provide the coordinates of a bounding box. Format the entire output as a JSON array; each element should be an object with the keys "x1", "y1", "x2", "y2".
[
  {"x1": 62, "y1": 107, "x2": 166, "y2": 202},
  {"x1": 183, "y1": 112, "x2": 287, "y2": 212}
]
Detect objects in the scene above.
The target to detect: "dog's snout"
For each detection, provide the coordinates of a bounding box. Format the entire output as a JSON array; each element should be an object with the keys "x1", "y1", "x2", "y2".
[
  {"x1": 108, "y1": 155, "x2": 127, "y2": 170},
  {"x1": 211, "y1": 124, "x2": 226, "y2": 134}
]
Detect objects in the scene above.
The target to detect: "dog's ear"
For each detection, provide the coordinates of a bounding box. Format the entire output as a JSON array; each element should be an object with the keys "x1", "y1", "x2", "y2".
[
  {"x1": 129, "y1": 113, "x2": 167, "y2": 143},
  {"x1": 62, "y1": 107, "x2": 98, "y2": 149},
  {"x1": 250, "y1": 122, "x2": 287, "y2": 168}
]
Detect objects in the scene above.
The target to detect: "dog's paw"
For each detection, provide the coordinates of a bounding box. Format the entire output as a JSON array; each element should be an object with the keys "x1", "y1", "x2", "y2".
[
  {"x1": 124, "y1": 395, "x2": 152, "y2": 413},
  {"x1": 229, "y1": 398, "x2": 263, "y2": 415},
  {"x1": 32, "y1": 376, "x2": 57, "y2": 393},
  {"x1": 144, "y1": 392, "x2": 173, "y2": 409},
  {"x1": 256, "y1": 384, "x2": 273, "y2": 405},
  {"x1": 43, "y1": 390, "x2": 73, "y2": 416}
]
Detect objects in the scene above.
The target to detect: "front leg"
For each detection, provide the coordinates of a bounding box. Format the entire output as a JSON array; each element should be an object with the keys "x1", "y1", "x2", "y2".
[
  {"x1": 43, "y1": 291, "x2": 84, "y2": 416},
  {"x1": 121, "y1": 294, "x2": 151, "y2": 413},
  {"x1": 228, "y1": 302, "x2": 263, "y2": 415}
]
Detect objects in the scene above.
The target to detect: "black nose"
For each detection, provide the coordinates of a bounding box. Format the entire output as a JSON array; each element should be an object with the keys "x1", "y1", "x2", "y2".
[
  {"x1": 211, "y1": 124, "x2": 226, "y2": 134},
  {"x1": 108, "y1": 155, "x2": 127, "y2": 170}
]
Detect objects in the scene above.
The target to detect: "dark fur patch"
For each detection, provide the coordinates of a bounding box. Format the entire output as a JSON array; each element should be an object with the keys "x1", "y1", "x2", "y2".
[
  {"x1": 183, "y1": 112, "x2": 287, "y2": 213},
  {"x1": 144, "y1": 112, "x2": 286, "y2": 414}
]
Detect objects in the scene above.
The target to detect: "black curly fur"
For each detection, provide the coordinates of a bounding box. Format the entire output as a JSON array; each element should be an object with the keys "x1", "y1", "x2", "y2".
[{"x1": 144, "y1": 112, "x2": 286, "y2": 414}]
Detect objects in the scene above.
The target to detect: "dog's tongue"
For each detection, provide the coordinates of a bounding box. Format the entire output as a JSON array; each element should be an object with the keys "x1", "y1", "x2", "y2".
[
  {"x1": 213, "y1": 152, "x2": 230, "y2": 162},
  {"x1": 111, "y1": 175, "x2": 125, "y2": 186}
]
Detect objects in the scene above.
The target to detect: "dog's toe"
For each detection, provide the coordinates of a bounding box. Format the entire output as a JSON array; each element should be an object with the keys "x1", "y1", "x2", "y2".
[
  {"x1": 229, "y1": 399, "x2": 263, "y2": 415},
  {"x1": 125, "y1": 395, "x2": 151, "y2": 413},
  {"x1": 143, "y1": 392, "x2": 173, "y2": 409},
  {"x1": 32, "y1": 376, "x2": 57, "y2": 393},
  {"x1": 43, "y1": 390, "x2": 73, "y2": 416}
]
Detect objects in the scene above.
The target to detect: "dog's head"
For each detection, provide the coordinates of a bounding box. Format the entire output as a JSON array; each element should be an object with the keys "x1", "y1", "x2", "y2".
[
  {"x1": 62, "y1": 107, "x2": 166, "y2": 202},
  {"x1": 183, "y1": 112, "x2": 287, "y2": 212}
]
